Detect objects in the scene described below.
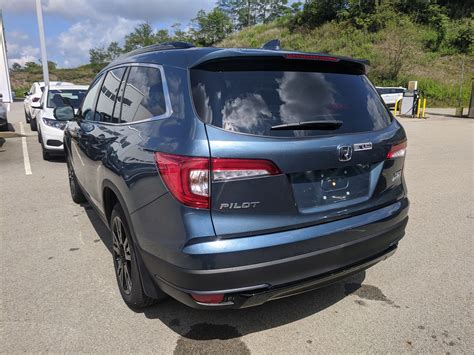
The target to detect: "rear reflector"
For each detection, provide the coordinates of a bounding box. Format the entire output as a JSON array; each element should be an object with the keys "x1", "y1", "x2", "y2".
[
  {"x1": 191, "y1": 293, "x2": 225, "y2": 304},
  {"x1": 155, "y1": 152, "x2": 281, "y2": 209},
  {"x1": 387, "y1": 141, "x2": 407, "y2": 159},
  {"x1": 285, "y1": 53, "x2": 339, "y2": 62}
]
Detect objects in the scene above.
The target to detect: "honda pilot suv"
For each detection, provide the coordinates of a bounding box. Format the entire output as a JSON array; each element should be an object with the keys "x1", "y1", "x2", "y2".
[{"x1": 62, "y1": 42, "x2": 409, "y2": 309}]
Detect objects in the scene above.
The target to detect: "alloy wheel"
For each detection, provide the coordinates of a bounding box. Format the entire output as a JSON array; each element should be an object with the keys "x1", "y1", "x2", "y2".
[{"x1": 112, "y1": 216, "x2": 133, "y2": 295}]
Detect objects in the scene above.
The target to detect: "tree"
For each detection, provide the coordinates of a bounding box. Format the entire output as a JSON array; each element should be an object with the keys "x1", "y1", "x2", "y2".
[
  {"x1": 449, "y1": 20, "x2": 473, "y2": 54},
  {"x1": 191, "y1": 8, "x2": 233, "y2": 46},
  {"x1": 123, "y1": 23, "x2": 157, "y2": 52},
  {"x1": 172, "y1": 23, "x2": 192, "y2": 42},
  {"x1": 11, "y1": 62, "x2": 22, "y2": 71},
  {"x1": 23, "y1": 61, "x2": 41, "y2": 72},
  {"x1": 257, "y1": 0, "x2": 289, "y2": 23},
  {"x1": 106, "y1": 42, "x2": 122, "y2": 60},
  {"x1": 294, "y1": 0, "x2": 347, "y2": 28},
  {"x1": 218, "y1": 0, "x2": 289, "y2": 29},
  {"x1": 373, "y1": 19, "x2": 416, "y2": 80},
  {"x1": 155, "y1": 29, "x2": 171, "y2": 43},
  {"x1": 89, "y1": 42, "x2": 123, "y2": 64},
  {"x1": 89, "y1": 46, "x2": 109, "y2": 64},
  {"x1": 47, "y1": 61, "x2": 57, "y2": 71}
]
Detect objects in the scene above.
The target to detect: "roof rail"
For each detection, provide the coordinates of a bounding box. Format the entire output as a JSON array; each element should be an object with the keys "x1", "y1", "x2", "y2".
[
  {"x1": 262, "y1": 39, "x2": 281, "y2": 50},
  {"x1": 120, "y1": 41, "x2": 195, "y2": 59}
]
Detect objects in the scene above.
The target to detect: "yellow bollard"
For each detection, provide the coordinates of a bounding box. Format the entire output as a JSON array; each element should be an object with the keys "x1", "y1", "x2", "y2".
[
  {"x1": 394, "y1": 98, "x2": 401, "y2": 116},
  {"x1": 422, "y1": 98, "x2": 427, "y2": 118},
  {"x1": 417, "y1": 98, "x2": 422, "y2": 118}
]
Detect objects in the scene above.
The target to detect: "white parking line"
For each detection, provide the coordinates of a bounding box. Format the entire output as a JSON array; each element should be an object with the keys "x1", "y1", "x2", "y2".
[{"x1": 19, "y1": 122, "x2": 32, "y2": 175}]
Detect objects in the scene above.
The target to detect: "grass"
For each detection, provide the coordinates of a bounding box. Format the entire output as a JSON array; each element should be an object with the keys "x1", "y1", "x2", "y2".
[
  {"x1": 11, "y1": 20, "x2": 473, "y2": 107},
  {"x1": 220, "y1": 20, "x2": 473, "y2": 107},
  {"x1": 11, "y1": 63, "x2": 103, "y2": 99}
]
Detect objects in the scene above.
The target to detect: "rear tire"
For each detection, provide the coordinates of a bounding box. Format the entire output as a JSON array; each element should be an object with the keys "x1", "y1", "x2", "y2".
[
  {"x1": 67, "y1": 157, "x2": 86, "y2": 204},
  {"x1": 30, "y1": 118, "x2": 37, "y2": 131},
  {"x1": 110, "y1": 203, "x2": 157, "y2": 309}
]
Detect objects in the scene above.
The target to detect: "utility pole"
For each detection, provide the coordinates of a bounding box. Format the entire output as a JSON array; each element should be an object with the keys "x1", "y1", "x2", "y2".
[
  {"x1": 35, "y1": 0, "x2": 49, "y2": 87},
  {"x1": 458, "y1": 54, "x2": 465, "y2": 108}
]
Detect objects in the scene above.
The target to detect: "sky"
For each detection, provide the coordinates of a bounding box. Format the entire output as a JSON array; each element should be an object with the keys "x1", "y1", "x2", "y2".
[{"x1": 1, "y1": 0, "x2": 220, "y2": 68}]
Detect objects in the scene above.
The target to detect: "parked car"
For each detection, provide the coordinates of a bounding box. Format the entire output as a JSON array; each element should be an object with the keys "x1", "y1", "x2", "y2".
[
  {"x1": 36, "y1": 84, "x2": 88, "y2": 160},
  {"x1": 24, "y1": 81, "x2": 73, "y2": 129},
  {"x1": 376, "y1": 86, "x2": 406, "y2": 107},
  {"x1": 63, "y1": 42, "x2": 409, "y2": 309},
  {"x1": 0, "y1": 93, "x2": 8, "y2": 132}
]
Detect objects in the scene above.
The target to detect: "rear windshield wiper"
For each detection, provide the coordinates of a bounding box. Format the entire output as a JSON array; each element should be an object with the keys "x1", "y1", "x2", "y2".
[{"x1": 271, "y1": 120, "x2": 343, "y2": 131}]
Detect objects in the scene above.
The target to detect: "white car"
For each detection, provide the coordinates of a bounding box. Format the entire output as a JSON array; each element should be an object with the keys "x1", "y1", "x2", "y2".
[
  {"x1": 35, "y1": 84, "x2": 88, "y2": 160},
  {"x1": 376, "y1": 87, "x2": 406, "y2": 107},
  {"x1": 24, "y1": 81, "x2": 73, "y2": 130}
]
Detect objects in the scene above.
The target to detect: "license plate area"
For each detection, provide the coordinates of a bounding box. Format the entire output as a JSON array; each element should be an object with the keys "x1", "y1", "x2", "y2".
[{"x1": 290, "y1": 164, "x2": 374, "y2": 212}]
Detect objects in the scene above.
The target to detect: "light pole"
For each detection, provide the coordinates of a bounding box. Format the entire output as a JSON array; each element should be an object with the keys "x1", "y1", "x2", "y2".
[{"x1": 35, "y1": 0, "x2": 49, "y2": 87}]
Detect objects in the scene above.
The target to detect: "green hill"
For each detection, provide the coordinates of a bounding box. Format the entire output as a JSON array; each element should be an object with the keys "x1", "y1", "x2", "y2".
[
  {"x1": 11, "y1": 63, "x2": 102, "y2": 98},
  {"x1": 219, "y1": 20, "x2": 473, "y2": 107},
  {"x1": 11, "y1": 2, "x2": 473, "y2": 108}
]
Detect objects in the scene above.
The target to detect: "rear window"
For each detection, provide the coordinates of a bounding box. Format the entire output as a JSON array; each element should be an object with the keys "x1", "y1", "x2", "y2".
[{"x1": 191, "y1": 69, "x2": 391, "y2": 137}]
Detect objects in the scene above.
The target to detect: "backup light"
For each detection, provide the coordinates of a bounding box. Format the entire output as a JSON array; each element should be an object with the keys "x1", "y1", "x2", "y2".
[{"x1": 387, "y1": 141, "x2": 407, "y2": 159}]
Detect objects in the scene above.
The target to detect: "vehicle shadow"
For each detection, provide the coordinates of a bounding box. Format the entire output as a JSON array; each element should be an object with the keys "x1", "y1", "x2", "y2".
[
  {"x1": 139, "y1": 271, "x2": 365, "y2": 341},
  {"x1": 46, "y1": 155, "x2": 67, "y2": 163},
  {"x1": 82, "y1": 202, "x2": 366, "y2": 340},
  {"x1": 83, "y1": 204, "x2": 113, "y2": 253}
]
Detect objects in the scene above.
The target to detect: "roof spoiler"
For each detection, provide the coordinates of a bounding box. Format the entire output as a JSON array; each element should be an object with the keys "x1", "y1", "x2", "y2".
[{"x1": 120, "y1": 41, "x2": 195, "y2": 59}]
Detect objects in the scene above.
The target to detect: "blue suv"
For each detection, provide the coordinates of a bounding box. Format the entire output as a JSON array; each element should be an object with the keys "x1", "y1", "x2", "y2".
[{"x1": 61, "y1": 42, "x2": 409, "y2": 309}]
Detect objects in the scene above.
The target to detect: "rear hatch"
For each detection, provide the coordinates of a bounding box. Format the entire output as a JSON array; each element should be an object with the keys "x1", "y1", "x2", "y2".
[{"x1": 190, "y1": 55, "x2": 407, "y2": 237}]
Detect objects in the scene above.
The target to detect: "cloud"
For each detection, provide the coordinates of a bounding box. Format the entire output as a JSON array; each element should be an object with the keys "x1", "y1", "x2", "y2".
[
  {"x1": 7, "y1": 43, "x2": 40, "y2": 66},
  {"x1": 1, "y1": 0, "x2": 216, "y2": 67},
  {"x1": 55, "y1": 17, "x2": 140, "y2": 67},
  {"x1": 4, "y1": 30, "x2": 38, "y2": 67},
  {"x1": 0, "y1": 0, "x2": 215, "y2": 23}
]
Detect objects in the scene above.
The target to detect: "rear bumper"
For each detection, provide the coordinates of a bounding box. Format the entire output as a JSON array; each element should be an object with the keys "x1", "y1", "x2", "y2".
[
  {"x1": 141, "y1": 198, "x2": 409, "y2": 308},
  {"x1": 158, "y1": 244, "x2": 398, "y2": 309}
]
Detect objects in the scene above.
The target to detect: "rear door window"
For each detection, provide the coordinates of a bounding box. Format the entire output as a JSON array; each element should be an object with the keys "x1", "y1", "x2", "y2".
[
  {"x1": 95, "y1": 67, "x2": 127, "y2": 123},
  {"x1": 191, "y1": 69, "x2": 391, "y2": 138},
  {"x1": 120, "y1": 66, "x2": 166, "y2": 122},
  {"x1": 79, "y1": 75, "x2": 103, "y2": 121}
]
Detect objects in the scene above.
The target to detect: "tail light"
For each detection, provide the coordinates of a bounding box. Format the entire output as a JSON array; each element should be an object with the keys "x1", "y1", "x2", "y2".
[
  {"x1": 155, "y1": 152, "x2": 281, "y2": 209},
  {"x1": 387, "y1": 141, "x2": 407, "y2": 159},
  {"x1": 154, "y1": 153, "x2": 210, "y2": 209}
]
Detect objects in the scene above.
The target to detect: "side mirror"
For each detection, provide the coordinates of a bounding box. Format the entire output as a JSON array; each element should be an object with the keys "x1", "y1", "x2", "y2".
[
  {"x1": 24, "y1": 91, "x2": 30, "y2": 97},
  {"x1": 54, "y1": 105, "x2": 75, "y2": 121}
]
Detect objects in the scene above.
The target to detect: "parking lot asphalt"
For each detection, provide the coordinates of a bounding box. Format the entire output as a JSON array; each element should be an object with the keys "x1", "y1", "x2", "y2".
[{"x1": 1, "y1": 102, "x2": 472, "y2": 353}]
